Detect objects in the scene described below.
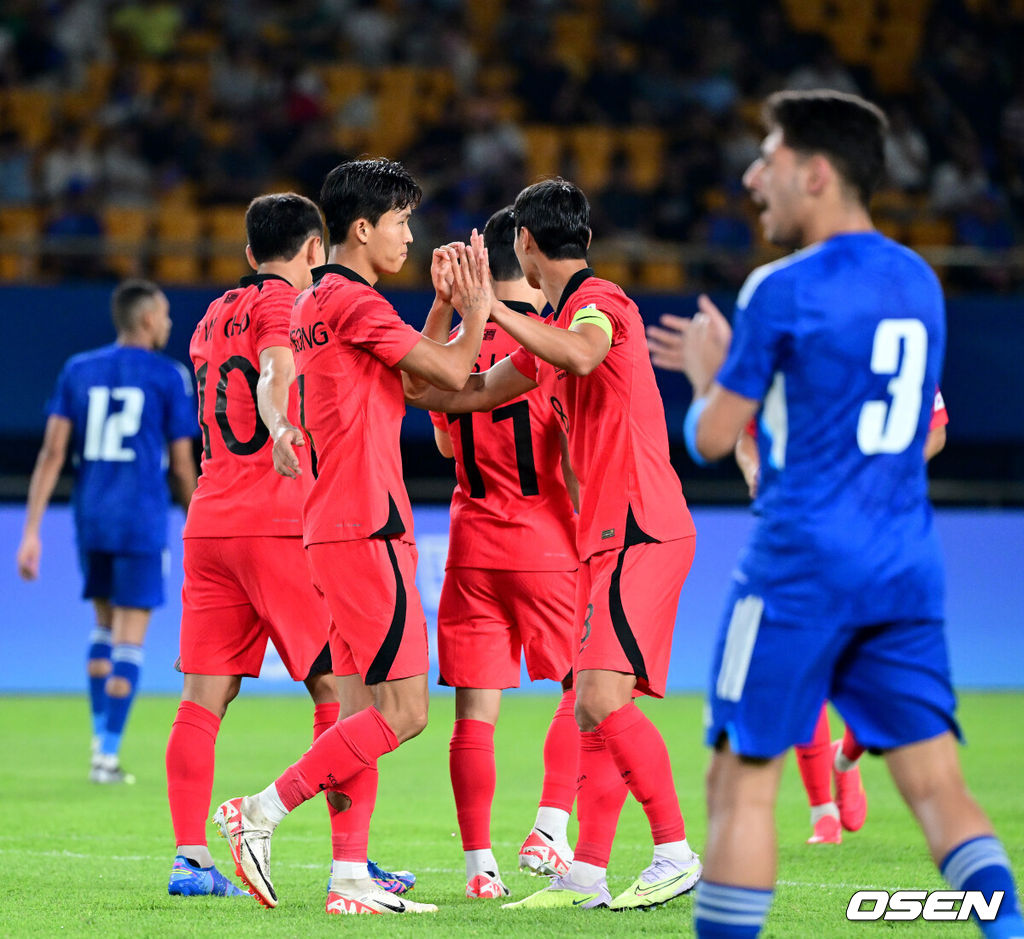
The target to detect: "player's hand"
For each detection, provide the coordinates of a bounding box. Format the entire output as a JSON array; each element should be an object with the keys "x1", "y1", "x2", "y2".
[
  {"x1": 445, "y1": 238, "x2": 493, "y2": 322},
  {"x1": 431, "y1": 247, "x2": 455, "y2": 305},
  {"x1": 272, "y1": 426, "x2": 304, "y2": 478},
  {"x1": 646, "y1": 313, "x2": 691, "y2": 372},
  {"x1": 16, "y1": 532, "x2": 41, "y2": 580},
  {"x1": 682, "y1": 294, "x2": 732, "y2": 397}
]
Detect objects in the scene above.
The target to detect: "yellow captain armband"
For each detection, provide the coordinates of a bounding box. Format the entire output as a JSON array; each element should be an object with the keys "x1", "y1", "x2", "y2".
[{"x1": 570, "y1": 304, "x2": 613, "y2": 345}]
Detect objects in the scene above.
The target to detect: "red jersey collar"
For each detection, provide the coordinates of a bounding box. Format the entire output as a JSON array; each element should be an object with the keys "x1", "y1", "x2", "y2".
[
  {"x1": 312, "y1": 263, "x2": 373, "y2": 288},
  {"x1": 554, "y1": 267, "x2": 595, "y2": 319}
]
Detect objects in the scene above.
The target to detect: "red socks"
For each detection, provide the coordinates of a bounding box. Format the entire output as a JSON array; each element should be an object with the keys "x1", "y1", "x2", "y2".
[
  {"x1": 313, "y1": 701, "x2": 340, "y2": 742},
  {"x1": 574, "y1": 730, "x2": 629, "y2": 866},
  {"x1": 540, "y1": 689, "x2": 579, "y2": 812},
  {"x1": 166, "y1": 700, "x2": 221, "y2": 846},
  {"x1": 795, "y1": 703, "x2": 832, "y2": 807},
  {"x1": 275, "y1": 706, "x2": 398, "y2": 811},
  {"x1": 449, "y1": 719, "x2": 496, "y2": 851},
  {"x1": 597, "y1": 703, "x2": 686, "y2": 845},
  {"x1": 842, "y1": 724, "x2": 865, "y2": 763}
]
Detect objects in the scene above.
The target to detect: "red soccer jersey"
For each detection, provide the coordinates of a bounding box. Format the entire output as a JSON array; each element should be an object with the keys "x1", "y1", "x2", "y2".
[
  {"x1": 290, "y1": 264, "x2": 422, "y2": 546},
  {"x1": 429, "y1": 301, "x2": 577, "y2": 571},
  {"x1": 511, "y1": 269, "x2": 694, "y2": 561},
  {"x1": 185, "y1": 274, "x2": 310, "y2": 538}
]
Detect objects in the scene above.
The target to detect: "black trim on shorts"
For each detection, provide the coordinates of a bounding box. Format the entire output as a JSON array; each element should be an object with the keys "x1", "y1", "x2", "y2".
[
  {"x1": 365, "y1": 540, "x2": 407, "y2": 685},
  {"x1": 608, "y1": 506, "x2": 658, "y2": 683},
  {"x1": 304, "y1": 642, "x2": 333, "y2": 680}
]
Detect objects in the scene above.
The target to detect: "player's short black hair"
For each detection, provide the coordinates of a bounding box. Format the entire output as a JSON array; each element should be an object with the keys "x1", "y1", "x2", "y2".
[
  {"x1": 319, "y1": 158, "x2": 422, "y2": 246},
  {"x1": 111, "y1": 279, "x2": 162, "y2": 333},
  {"x1": 512, "y1": 178, "x2": 590, "y2": 260},
  {"x1": 483, "y1": 205, "x2": 522, "y2": 281},
  {"x1": 245, "y1": 192, "x2": 324, "y2": 264},
  {"x1": 763, "y1": 89, "x2": 889, "y2": 207}
]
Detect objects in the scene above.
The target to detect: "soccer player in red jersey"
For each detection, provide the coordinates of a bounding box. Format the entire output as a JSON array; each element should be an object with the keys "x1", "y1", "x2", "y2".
[
  {"x1": 214, "y1": 159, "x2": 493, "y2": 915},
  {"x1": 428, "y1": 206, "x2": 580, "y2": 898},
  {"x1": 407, "y1": 179, "x2": 702, "y2": 912}
]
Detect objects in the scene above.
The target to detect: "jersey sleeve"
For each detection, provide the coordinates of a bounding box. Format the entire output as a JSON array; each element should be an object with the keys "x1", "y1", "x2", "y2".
[
  {"x1": 47, "y1": 362, "x2": 74, "y2": 419},
  {"x1": 429, "y1": 410, "x2": 447, "y2": 430},
  {"x1": 717, "y1": 269, "x2": 791, "y2": 402},
  {"x1": 165, "y1": 360, "x2": 198, "y2": 441},
  {"x1": 509, "y1": 345, "x2": 539, "y2": 381},
  {"x1": 930, "y1": 387, "x2": 948, "y2": 429},
  {"x1": 346, "y1": 293, "x2": 422, "y2": 367},
  {"x1": 253, "y1": 289, "x2": 293, "y2": 353}
]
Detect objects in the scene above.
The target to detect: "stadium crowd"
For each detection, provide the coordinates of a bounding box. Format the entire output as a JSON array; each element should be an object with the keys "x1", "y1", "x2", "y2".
[{"x1": 1, "y1": 0, "x2": 1023, "y2": 291}]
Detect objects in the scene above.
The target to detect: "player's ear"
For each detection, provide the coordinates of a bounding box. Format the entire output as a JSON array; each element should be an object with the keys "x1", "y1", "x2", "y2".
[
  {"x1": 351, "y1": 218, "x2": 372, "y2": 245},
  {"x1": 304, "y1": 234, "x2": 322, "y2": 266},
  {"x1": 244, "y1": 244, "x2": 259, "y2": 272},
  {"x1": 805, "y1": 154, "x2": 831, "y2": 197},
  {"x1": 586, "y1": 228, "x2": 593, "y2": 250}
]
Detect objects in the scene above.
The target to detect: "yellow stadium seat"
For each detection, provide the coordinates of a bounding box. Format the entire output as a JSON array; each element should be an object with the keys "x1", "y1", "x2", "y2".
[
  {"x1": 522, "y1": 125, "x2": 564, "y2": 182},
  {"x1": 0, "y1": 206, "x2": 41, "y2": 281},
  {"x1": 154, "y1": 204, "x2": 204, "y2": 283},
  {"x1": 206, "y1": 206, "x2": 248, "y2": 285},
  {"x1": 566, "y1": 125, "x2": 616, "y2": 192},
  {"x1": 639, "y1": 258, "x2": 687, "y2": 292},
  {"x1": 618, "y1": 127, "x2": 665, "y2": 191},
  {"x1": 592, "y1": 257, "x2": 633, "y2": 286},
  {"x1": 103, "y1": 206, "x2": 152, "y2": 278}
]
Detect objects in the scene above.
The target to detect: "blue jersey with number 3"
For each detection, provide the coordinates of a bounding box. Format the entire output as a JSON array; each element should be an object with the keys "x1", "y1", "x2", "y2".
[
  {"x1": 48, "y1": 343, "x2": 196, "y2": 554},
  {"x1": 717, "y1": 232, "x2": 946, "y2": 624}
]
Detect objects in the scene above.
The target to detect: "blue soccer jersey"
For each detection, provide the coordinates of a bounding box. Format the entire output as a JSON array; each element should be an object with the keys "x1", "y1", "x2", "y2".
[
  {"x1": 48, "y1": 343, "x2": 197, "y2": 554},
  {"x1": 717, "y1": 231, "x2": 946, "y2": 624}
]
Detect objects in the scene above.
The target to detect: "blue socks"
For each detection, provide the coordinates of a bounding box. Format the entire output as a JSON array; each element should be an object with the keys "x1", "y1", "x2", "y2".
[
  {"x1": 694, "y1": 881, "x2": 773, "y2": 937},
  {"x1": 941, "y1": 836, "x2": 1024, "y2": 939},
  {"x1": 87, "y1": 627, "x2": 112, "y2": 740},
  {"x1": 101, "y1": 643, "x2": 144, "y2": 757}
]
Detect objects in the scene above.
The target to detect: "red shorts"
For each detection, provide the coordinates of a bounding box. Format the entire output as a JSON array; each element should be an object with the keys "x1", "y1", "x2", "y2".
[
  {"x1": 437, "y1": 567, "x2": 576, "y2": 689},
  {"x1": 180, "y1": 536, "x2": 330, "y2": 680},
  {"x1": 576, "y1": 535, "x2": 695, "y2": 698},
  {"x1": 307, "y1": 538, "x2": 429, "y2": 685}
]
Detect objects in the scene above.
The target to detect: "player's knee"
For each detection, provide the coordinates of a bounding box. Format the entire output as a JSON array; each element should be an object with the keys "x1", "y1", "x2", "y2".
[
  {"x1": 574, "y1": 694, "x2": 610, "y2": 733},
  {"x1": 87, "y1": 659, "x2": 112, "y2": 678},
  {"x1": 106, "y1": 675, "x2": 132, "y2": 698}
]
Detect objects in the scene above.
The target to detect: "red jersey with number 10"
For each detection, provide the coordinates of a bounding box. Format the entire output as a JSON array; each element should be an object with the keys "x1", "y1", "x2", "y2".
[
  {"x1": 185, "y1": 274, "x2": 309, "y2": 538},
  {"x1": 511, "y1": 269, "x2": 694, "y2": 561},
  {"x1": 290, "y1": 264, "x2": 422, "y2": 547},
  {"x1": 429, "y1": 301, "x2": 577, "y2": 571}
]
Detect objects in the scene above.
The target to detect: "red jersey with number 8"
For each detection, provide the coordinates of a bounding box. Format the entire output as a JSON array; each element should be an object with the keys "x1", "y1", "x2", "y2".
[
  {"x1": 510, "y1": 269, "x2": 694, "y2": 561},
  {"x1": 429, "y1": 301, "x2": 577, "y2": 571},
  {"x1": 290, "y1": 264, "x2": 422, "y2": 547},
  {"x1": 185, "y1": 274, "x2": 309, "y2": 538}
]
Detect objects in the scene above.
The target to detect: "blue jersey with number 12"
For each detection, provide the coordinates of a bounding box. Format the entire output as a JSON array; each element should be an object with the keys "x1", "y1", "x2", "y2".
[
  {"x1": 717, "y1": 231, "x2": 946, "y2": 625},
  {"x1": 48, "y1": 342, "x2": 196, "y2": 554}
]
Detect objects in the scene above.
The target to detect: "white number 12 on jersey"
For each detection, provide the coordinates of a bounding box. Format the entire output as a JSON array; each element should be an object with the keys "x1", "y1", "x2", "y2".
[
  {"x1": 84, "y1": 386, "x2": 145, "y2": 461},
  {"x1": 856, "y1": 319, "x2": 927, "y2": 455}
]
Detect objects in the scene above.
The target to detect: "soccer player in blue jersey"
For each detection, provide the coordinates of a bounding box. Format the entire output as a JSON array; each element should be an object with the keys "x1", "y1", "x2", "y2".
[
  {"x1": 17, "y1": 279, "x2": 197, "y2": 784},
  {"x1": 670, "y1": 91, "x2": 1022, "y2": 939}
]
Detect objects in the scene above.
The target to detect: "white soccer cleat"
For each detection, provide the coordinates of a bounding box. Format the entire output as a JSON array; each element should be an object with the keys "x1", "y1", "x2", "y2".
[
  {"x1": 213, "y1": 796, "x2": 277, "y2": 908},
  {"x1": 326, "y1": 877, "x2": 438, "y2": 914},
  {"x1": 466, "y1": 871, "x2": 511, "y2": 899},
  {"x1": 89, "y1": 753, "x2": 135, "y2": 785},
  {"x1": 519, "y1": 827, "x2": 573, "y2": 876}
]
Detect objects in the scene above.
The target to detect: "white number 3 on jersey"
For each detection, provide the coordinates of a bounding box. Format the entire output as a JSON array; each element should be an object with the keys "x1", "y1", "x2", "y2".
[
  {"x1": 856, "y1": 319, "x2": 927, "y2": 455},
  {"x1": 84, "y1": 386, "x2": 145, "y2": 461}
]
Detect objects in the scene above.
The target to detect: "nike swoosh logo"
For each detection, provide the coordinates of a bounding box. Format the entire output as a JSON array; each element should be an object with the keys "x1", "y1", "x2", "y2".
[
  {"x1": 376, "y1": 898, "x2": 406, "y2": 913},
  {"x1": 635, "y1": 874, "x2": 686, "y2": 897},
  {"x1": 572, "y1": 894, "x2": 598, "y2": 906}
]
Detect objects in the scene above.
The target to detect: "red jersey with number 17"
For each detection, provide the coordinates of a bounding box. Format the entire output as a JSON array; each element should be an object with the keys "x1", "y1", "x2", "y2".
[
  {"x1": 185, "y1": 274, "x2": 310, "y2": 538},
  {"x1": 429, "y1": 301, "x2": 577, "y2": 571},
  {"x1": 290, "y1": 264, "x2": 422, "y2": 547},
  {"x1": 510, "y1": 268, "x2": 693, "y2": 561}
]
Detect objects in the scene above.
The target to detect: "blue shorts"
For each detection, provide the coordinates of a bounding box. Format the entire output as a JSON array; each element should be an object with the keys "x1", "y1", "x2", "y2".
[
  {"x1": 705, "y1": 579, "x2": 960, "y2": 759},
  {"x1": 79, "y1": 549, "x2": 167, "y2": 610}
]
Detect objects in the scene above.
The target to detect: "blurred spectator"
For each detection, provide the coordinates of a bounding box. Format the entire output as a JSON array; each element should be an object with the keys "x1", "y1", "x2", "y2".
[
  {"x1": 99, "y1": 128, "x2": 154, "y2": 206},
  {"x1": 41, "y1": 182, "x2": 106, "y2": 280},
  {"x1": 286, "y1": 121, "x2": 352, "y2": 201},
  {"x1": 52, "y1": 0, "x2": 111, "y2": 82},
  {"x1": 594, "y1": 151, "x2": 650, "y2": 237},
  {"x1": 40, "y1": 124, "x2": 101, "y2": 200},
  {"x1": 342, "y1": 0, "x2": 396, "y2": 66},
  {"x1": 952, "y1": 188, "x2": 1016, "y2": 292},
  {"x1": 514, "y1": 42, "x2": 577, "y2": 123},
  {"x1": 210, "y1": 39, "x2": 280, "y2": 118},
  {"x1": 647, "y1": 151, "x2": 697, "y2": 242},
  {"x1": 785, "y1": 39, "x2": 860, "y2": 96},
  {"x1": 110, "y1": 0, "x2": 183, "y2": 60},
  {"x1": 931, "y1": 136, "x2": 991, "y2": 214},
  {"x1": 885, "y1": 103, "x2": 931, "y2": 193},
  {"x1": 693, "y1": 183, "x2": 755, "y2": 289},
  {"x1": 0, "y1": 130, "x2": 35, "y2": 204},
  {"x1": 461, "y1": 97, "x2": 525, "y2": 183},
  {"x1": 581, "y1": 39, "x2": 638, "y2": 125}
]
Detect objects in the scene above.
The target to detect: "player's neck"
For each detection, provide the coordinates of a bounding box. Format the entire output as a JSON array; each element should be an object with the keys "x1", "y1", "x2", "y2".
[
  {"x1": 801, "y1": 202, "x2": 874, "y2": 247},
  {"x1": 493, "y1": 278, "x2": 546, "y2": 314},
  {"x1": 116, "y1": 332, "x2": 152, "y2": 350},
  {"x1": 255, "y1": 261, "x2": 300, "y2": 290},
  {"x1": 327, "y1": 245, "x2": 378, "y2": 286},
  {"x1": 535, "y1": 258, "x2": 589, "y2": 311}
]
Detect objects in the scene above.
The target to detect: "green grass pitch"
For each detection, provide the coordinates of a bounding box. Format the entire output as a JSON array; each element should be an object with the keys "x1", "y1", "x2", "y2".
[{"x1": 1, "y1": 692, "x2": 1021, "y2": 937}]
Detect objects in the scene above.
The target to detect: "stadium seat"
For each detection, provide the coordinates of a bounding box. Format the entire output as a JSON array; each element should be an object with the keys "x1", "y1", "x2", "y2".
[
  {"x1": 617, "y1": 127, "x2": 665, "y2": 191},
  {"x1": 206, "y1": 206, "x2": 247, "y2": 285},
  {"x1": 592, "y1": 257, "x2": 633, "y2": 286},
  {"x1": 566, "y1": 125, "x2": 616, "y2": 192},
  {"x1": 0, "y1": 206, "x2": 41, "y2": 281},
  {"x1": 103, "y1": 206, "x2": 153, "y2": 278},
  {"x1": 522, "y1": 126, "x2": 564, "y2": 182},
  {"x1": 154, "y1": 203, "x2": 204, "y2": 284},
  {"x1": 639, "y1": 258, "x2": 687, "y2": 292}
]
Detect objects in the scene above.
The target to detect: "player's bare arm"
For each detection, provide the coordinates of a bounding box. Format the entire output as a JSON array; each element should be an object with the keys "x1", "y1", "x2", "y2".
[
  {"x1": 407, "y1": 355, "x2": 537, "y2": 413},
  {"x1": 924, "y1": 424, "x2": 946, "y2": 461},
  {"x1": 16, "y1": 414, "x2": 71, "y2": 580},
  {"x1": 256, "y1": 345, "x2": 304, "y2": 478},
  {"x1": 397, "y1": 241, "x2": 492, "y2": 391},
  {"x1": 489, "y1": 301, "x2": 611, "y2": 377},
  {"x1": 434, "y1": 425, "x2": 454, "y2": 459},
  {"x1": 168, "y1": 437, "x2": 198, "y2": 509},
  {"x1": 734, "y1": 427, "x2": 760, "y2": 499}
]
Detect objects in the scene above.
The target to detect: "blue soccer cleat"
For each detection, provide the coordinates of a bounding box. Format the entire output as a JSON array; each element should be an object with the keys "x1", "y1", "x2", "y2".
[
  {"x1": 368, "y1": 858, "x2": 416, "y2": 894},
  {"x1": 168, "y1": 855, "x2": 250, "y2": 897}
]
